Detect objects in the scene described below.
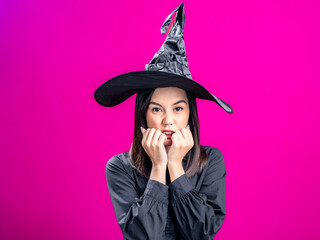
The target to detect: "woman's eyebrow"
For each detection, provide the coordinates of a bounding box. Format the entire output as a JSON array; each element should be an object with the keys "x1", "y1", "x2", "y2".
[{"x1": 149, "y1": 100, "x2": 187, "y2": 107}]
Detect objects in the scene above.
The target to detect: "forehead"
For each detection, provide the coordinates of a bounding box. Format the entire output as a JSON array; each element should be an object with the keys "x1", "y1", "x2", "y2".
[{"x1": 151, "y1": 87, "x2": 188, "y2": 101}]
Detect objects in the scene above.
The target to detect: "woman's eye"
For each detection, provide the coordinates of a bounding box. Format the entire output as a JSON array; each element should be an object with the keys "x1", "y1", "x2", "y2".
[
  {"x1": 152, "y1": 107, "x2": 161, "y2": 112},
  {"x1": 175, "y1": 107, "x2": 183, "y2": 112}
]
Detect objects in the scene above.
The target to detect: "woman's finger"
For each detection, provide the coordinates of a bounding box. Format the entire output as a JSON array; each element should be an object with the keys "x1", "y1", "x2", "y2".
[
  {"x1": 175, "y1": 129, "x2": 183, "y2": 142},
  {"x1": 171, "y1": 131, "x2": 179, "y2": 142},
  {"x1": 145, "y1": 128, "x2": 156, "y2": 145},
  {"x1": 152, "y1": 129, "x2": 162, "y2": 145},
  {"x1": 140, "y1": 126, "x2": 145, "y2": 134},
  {"x1": 181, "y1": 127, "x2": 189, "y2": 143},
  {"x1": 186, "y1": 126, "x2": 194, "y2": 146},
  {"x1": 159, "y1": 133, "x2": 167, "y2": 145},
  {"x1": 141, "y1": 128, "x2": 150, "y2": 144}
]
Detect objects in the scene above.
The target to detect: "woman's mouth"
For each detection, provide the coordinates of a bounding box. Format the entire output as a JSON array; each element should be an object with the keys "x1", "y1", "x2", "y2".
[
  {"x1": 165, "y1": 134, "x2": 172, "y2": 139},
  {"x1": 162, "y1": 130, "x2": 174, "y2": 139}
]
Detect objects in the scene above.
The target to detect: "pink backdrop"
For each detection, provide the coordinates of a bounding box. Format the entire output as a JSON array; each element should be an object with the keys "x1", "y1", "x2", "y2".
[{"x1": 1, "y1": 0, "x2": 319, "y2": 239}]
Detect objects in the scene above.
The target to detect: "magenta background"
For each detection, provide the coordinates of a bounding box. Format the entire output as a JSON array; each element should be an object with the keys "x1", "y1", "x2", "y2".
[{"x1": 1, "y1": 0, "x2": 319, "y2": 239}]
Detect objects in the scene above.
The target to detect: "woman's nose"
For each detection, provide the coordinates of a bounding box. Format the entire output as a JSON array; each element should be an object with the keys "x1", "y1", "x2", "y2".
[{"x1": 162, "y1": 113, "x2": 174, "y2": 125}]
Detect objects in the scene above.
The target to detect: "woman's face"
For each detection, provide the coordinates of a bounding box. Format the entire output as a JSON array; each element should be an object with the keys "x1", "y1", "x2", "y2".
[{"x1": 146, "y1": 87, "x2": 190, "y2": 146}]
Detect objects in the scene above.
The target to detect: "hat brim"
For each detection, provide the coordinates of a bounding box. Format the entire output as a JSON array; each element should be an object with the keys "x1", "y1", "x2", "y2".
[{"x1": 94, "y1": 70, "x2": 233, "y2": 114}]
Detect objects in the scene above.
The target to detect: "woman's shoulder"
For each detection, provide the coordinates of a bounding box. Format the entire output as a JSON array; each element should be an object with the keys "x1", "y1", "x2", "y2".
[
  {"x1": 106, "y1": 151, "x2": 132, "y2": 171},
  {"x1": 201, "y1": 145, "x2": 226, "y2": 171},
  {"x1": 105, "y1": 152, "x2": 137, "y2": 185},
  {"x1": 201, "y1": 145, "x2": 224, "y2": 158}
]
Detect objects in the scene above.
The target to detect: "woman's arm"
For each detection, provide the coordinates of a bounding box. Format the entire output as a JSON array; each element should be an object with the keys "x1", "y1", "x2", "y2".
[
  {"x1": 106, "y1": 155, "x2": 168, "y2": 240},
  {"x1": 168, "y1": 147, "x2": 226, "y2": 240}
]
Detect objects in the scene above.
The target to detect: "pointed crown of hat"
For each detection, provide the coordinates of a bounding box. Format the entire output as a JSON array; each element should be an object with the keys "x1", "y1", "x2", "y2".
[{"x1": 145, "y1": 3, "x2": 192, "y2": 79}]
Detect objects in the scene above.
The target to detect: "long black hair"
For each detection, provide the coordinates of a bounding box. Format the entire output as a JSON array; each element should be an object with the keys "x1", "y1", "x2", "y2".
[{"x1": 128, "y1": 88, "x2": 208, "y2": 178}]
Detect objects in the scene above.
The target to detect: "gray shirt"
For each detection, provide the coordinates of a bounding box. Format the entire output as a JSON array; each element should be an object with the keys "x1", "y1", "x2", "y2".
[{"x1": 105, "y1": 146, "x2": 226, "y2": 240}]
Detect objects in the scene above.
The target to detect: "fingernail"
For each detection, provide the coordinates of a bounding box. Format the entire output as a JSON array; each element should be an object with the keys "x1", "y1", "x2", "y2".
[
  {"x1": 140, "y1": 126, "x2": 143, "y2": 133},
  {"x1": 187, "y1": 125, "x2": 190, "y2": 129}
]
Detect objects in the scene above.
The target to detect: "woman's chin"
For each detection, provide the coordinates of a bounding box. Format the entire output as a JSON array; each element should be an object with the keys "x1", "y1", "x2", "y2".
[{"x1": 164, "y1": 139, "x2": 172, "y2": 146}]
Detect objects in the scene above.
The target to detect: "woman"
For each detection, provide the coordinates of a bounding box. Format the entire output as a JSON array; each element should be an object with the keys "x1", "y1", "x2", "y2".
[{"x1": 94, "y1": 3, "x2": 233, "y2": 239}]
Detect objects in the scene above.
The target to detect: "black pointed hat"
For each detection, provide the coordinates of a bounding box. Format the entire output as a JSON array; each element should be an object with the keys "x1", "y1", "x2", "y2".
[{"x1": 94, "y1": 2, "x2": 233, "y2": 114}]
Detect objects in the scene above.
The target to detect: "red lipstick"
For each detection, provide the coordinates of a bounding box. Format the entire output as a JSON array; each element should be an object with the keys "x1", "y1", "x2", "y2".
[{"x1": 162, "y1": 130, "x2": 175, "y2": 139}]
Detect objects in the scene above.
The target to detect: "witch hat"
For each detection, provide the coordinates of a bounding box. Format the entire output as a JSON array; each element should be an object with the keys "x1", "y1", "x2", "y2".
[{"x1": 94, "y1": 2, "x2": 233, "y2": 114}]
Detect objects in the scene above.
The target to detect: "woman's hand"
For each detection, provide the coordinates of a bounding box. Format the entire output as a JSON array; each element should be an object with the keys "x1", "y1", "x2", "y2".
[
  {"x1": 140, "y1": 127, "x2": 168, "y2": 167},
  {"x1": 167, "y1": 125, "x2": 194, "y2": 167}
]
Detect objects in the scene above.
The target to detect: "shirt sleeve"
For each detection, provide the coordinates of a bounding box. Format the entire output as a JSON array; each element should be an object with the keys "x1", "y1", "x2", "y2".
[
  {"x1": 106, "y1": 155, "x2": 169, "y2": 240},
  {"x1": 168, "y1": 147, "x2": 226, "y2": 240}
]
